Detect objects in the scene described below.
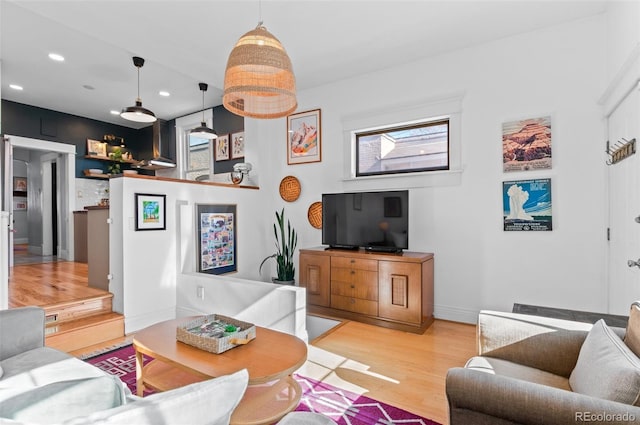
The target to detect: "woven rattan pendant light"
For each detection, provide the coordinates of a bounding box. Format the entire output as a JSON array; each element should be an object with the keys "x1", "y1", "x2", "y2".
[{"x1": 223, "y1": 22, "x2": 297, "y2": 119}]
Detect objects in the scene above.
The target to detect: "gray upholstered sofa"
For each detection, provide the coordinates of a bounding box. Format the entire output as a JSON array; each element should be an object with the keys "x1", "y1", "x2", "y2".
[
  {"x1": 0, "y1": 306, "x2": 333, "y2": 425},
  {"x1": 446, "y1": 303, "x2": 640, "y2": 425}
]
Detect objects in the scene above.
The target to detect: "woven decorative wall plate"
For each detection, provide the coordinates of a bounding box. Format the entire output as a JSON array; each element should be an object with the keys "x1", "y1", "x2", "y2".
[
  {"x1": 279, "y1": 175, "x2": 301, "y2": 202},
  {"x1": 307, "y1": 201, "x2": 323, "y2": 229}
]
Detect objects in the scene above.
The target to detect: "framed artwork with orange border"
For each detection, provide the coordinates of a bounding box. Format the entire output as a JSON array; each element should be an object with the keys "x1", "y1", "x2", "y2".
[{"x1": 287, "y1": 109, "x2": 321, "y2": 165}]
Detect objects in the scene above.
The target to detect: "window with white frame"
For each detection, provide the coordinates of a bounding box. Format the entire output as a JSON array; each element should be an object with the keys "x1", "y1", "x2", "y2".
[
  {"x1": 174, "y1": 109, "x2": 214, "y2": 181},
  {"x1": 356, "y1": 119, "x2": 449, "y2": 177},
  {"x1": 185, "y1": 135, "x2": 212, "y2": 181},
  {"x1": 342, "y1": 93, "x2": 463, "y2": 190}
]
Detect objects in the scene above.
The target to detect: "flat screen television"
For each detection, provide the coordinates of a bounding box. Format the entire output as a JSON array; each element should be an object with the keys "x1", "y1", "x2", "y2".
[{"x1": 322, "y1": 190, "x2": 409, "y2": 252}]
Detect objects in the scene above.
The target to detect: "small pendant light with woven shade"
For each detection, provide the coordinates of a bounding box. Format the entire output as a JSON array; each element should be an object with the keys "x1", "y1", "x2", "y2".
[{"x1": 223, "y1": 22, "x2": 297, "y2": 119}]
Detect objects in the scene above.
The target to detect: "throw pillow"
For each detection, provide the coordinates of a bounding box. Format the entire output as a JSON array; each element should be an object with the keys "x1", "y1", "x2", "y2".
[
  {"x1": 570, "y1": 319, "x2": 640, "y2": 406},
  {"x1": 61, "y1": 368, "x2": 249, "y2": 425},
  {"x1": 0, "y1": 375, "x2": 128, "y2": 423},
  {"x1": 624, "y1": 301, "x2": 640, "y2": 358}
]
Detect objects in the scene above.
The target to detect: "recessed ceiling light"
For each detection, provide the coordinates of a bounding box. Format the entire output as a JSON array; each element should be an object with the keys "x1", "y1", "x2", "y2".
[
  {"x1": 83, "y1": 84, "x2": 95, "y2": 90},
  {"x1": 48, "y1": 53, "x2": 65, "y2": 62},
  {"x1": 110, "y1": 110, "x2": 120, "y2": 115},
  {"x1": 9, "y1": 84, "x2": 23, "y2": 91},
  {"x1": 159, "y1": 91, "x2": 170, "y2": 97}
]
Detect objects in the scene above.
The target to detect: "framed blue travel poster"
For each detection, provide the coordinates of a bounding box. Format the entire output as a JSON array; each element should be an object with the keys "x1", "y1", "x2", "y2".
[
  {"x1": 135, "y1": 193, "x2": 166, "y2": 231},
  {"x1": 503, "y1": 178, "x2": 552, "y2": 231},
  {"x1": 197, "y1": 204, "x2": 237, "y2": 275}
]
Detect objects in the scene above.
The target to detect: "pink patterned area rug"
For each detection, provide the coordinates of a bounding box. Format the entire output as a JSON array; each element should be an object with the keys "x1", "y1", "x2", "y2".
[{"x1": 85, "y1": 344, "x2": 441, "y2": 425}]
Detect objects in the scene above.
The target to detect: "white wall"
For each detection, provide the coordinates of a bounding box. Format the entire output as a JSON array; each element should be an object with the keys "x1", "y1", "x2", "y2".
[
  {"x1": 110, "y1": 14, "x2": 610, "y2": 328},
  {"x1": 246, "y1": 15, "x2": 608, "y2": 323},
  {"x1": 108, "y1": 176, "x2": 275, "y2": 333}
]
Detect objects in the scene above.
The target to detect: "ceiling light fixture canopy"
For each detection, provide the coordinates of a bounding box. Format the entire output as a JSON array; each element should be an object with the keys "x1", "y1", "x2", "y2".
[
  {"x1": 190, "y1": 83, "x2": 218, "y2": 140},
  {"x1": 121, "y1": 56, "x2": 157, "y2": 123},
  {"x1": 223, "y1": 22, "x2": 297, "y2": 119}
]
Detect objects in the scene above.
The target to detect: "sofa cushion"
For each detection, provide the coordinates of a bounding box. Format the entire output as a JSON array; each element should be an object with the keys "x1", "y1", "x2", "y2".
[
  {"x1": 0, "y1": 347, "x2": 107, "y2": 388},
  {"x1": 0, "y1": 375, "x2": 129, "y2": 424},
  {"x1": 465, "y1": 356, "x2": 570, "y2": 391},
  {"x1": 61, "y1": 368, "x2": 249, "y2": 425},
  {"x1": 624, "y1": 301, "x2": 640, "y2": 358},
  {"x1": 570, "y1": 319, "x2": 640, "y2": 406}
]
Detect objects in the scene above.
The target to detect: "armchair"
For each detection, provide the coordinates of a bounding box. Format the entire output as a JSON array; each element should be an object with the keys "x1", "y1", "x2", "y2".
[{"x1": 446, "y1": 305, "x2": 640, "y2": 425}]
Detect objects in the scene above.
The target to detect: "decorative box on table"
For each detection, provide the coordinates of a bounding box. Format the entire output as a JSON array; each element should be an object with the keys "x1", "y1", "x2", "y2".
[{"x1": 176, "y1": 314, "x2": 256, "y2": 354}]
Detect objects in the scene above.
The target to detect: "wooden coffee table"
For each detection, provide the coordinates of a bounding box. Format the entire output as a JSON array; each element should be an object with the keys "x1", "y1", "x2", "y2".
[{"x1": 132, "y1": 317, "x2": 307, "y2": 425}]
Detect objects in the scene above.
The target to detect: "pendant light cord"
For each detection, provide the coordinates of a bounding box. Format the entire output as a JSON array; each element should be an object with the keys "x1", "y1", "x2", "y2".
[
  {"x1": 137, "y1": 67, "x2": 140, "y2": 99},
  {"x1": 202, "y1": 90, "x2": 205, "y2": 122}
]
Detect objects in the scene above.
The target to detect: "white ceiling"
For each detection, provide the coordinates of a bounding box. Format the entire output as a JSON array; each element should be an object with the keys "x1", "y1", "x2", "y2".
[{"x1": 1, "y1": 0, "x2": 608, "y2": 129}]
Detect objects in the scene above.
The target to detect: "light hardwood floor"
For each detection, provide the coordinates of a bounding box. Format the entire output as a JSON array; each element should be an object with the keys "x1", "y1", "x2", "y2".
[
  {"x1": 10, "y1": 262, "x2": 477, "y2": 425},
  {"x1": 73, "y1": 319, "x2": 476, "y2": 424},
  {"x1": 299, "y1": 319, "x2": 476, "y2": 424},
  {"x1": 9, "y1": 261, "x2": 107, "y2": 308}
]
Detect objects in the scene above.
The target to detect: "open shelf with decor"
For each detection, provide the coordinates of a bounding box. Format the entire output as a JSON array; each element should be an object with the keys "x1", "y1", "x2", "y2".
[{"x1": 84, "y1": 155, "x2": 139, "y2": 164}]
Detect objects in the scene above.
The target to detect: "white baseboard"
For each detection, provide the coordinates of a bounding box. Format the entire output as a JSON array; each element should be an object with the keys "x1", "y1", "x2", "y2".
[
  {"x1": 13, "y1": 238, "x2": 27, "y2": 244},
  {"x1": 124, "y1": 307, "x2": 175, "y2": 334},
  {"x1": 28, "y1": 245, "x2": 42, "y2": 255},
  {"x1": 176, "y1": 306, "x2": 203, "y2": 317},
  {"x1": 434, "y1": 304, "x2": 478, "y2": 324}
]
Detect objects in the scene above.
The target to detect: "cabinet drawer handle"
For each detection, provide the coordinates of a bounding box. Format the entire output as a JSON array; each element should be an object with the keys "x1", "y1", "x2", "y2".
[
  {"x1": 350, "y1": 259, "x2": 355, "y2": 263},
  {"x1": 350, "y1": 270, "x2": 355, "y2": 275},
  {"x1": 350, "y1": 284, "x2": 355, "y2": 289},
  {"x1": 350, "y1": 298, "x2": 356, "y2": 304}
]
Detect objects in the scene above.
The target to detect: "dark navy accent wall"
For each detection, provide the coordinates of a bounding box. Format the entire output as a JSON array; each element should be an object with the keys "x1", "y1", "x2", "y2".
[
  {"x1": 1, "y1": 100, "x2": 244, "y2": 177},
  {"x1": 1, "y1": 100, "x2": 152, "y2": 177},
  {"x1": 212, "y1": 105, "x2": 245, "y2": 174}
]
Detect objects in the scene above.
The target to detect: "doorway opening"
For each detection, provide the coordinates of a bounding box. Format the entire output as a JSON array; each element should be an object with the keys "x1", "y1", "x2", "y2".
[{"x1": 2, "y1": 135, "x2": 76, "y2": 268}]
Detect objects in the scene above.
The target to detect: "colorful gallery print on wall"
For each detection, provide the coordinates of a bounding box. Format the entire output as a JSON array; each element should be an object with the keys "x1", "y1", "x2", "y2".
[{"x1": 196, "y1": 204, "x2": 237, "y2": 275}]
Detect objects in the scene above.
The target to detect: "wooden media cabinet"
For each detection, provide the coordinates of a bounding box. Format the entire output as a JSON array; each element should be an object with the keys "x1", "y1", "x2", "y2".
[{"x1": 299, "y1": 247, "x2": 434, "y2": 333}]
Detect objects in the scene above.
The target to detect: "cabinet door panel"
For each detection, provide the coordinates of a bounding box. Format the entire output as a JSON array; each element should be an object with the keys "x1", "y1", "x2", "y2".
[
  {"x1": 378, "y1": 261, "x2": 422, "y2": 324},
  {"x1": 300, "y1": 254, "x2": 330, "y2": 307}
]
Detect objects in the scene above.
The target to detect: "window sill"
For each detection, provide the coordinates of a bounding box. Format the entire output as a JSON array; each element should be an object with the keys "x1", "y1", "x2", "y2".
[{"x1": 342, "y1": 168, "x2": 463, "y2": 191}]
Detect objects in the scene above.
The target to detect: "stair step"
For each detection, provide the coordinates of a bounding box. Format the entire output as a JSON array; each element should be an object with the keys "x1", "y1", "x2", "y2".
[
  {"x1": 43, "y1": 293, "x2": 113, "y2": 324},
  {"x1": 46, "y1": 312, "x2": 124, "y2": 352}
]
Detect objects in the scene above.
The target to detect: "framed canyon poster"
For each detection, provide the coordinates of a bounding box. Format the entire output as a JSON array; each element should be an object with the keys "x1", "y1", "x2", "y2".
[{"x1": 502, "y1": 115, "x2": 552, "y2": 172}]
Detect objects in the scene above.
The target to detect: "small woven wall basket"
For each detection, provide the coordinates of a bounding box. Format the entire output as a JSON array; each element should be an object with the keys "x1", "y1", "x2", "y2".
[
  {"x1": 307, "y1": 201, "x2": 323, "y2": 229},
  {"x1": 279, "y1": 175, "x2": 301, "y2": 202}
]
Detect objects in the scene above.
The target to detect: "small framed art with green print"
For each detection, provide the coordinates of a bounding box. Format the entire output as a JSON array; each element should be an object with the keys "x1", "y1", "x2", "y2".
[
  {"x1": 135, "y1": 193, "x2": 166, "y2": 231},
  {"x1": 197, "y1": 204, "x2": 237, "y2": 275}
]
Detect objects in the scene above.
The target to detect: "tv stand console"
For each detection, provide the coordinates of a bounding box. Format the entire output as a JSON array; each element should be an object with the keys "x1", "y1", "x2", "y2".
[{"x1": 299, "y1": 247, "x2": 434, "y2": 334}]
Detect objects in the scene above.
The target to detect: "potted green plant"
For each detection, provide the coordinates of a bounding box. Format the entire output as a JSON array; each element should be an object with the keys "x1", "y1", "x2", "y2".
[
  {"x1": 259, "y1": 208, "x2": 298, "y2": 285},
  {"x1": 107, "y1": 148, "x2": 123, "y2": 174}
]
